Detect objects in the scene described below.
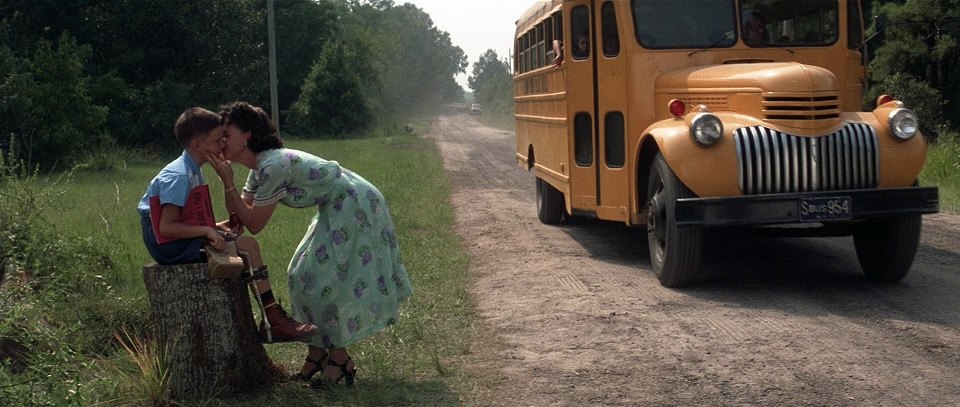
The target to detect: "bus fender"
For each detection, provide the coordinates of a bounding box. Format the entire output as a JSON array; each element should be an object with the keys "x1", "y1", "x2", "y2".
[
  {"x1": 631, "y1": 121, "x2": 687, "y2": 224},
  {"x1": 634, "y1": 118, "x2": 740, "y2": 200},
  {"x1": 635, "y1": 119, "x2": 690, "y2": 183}
]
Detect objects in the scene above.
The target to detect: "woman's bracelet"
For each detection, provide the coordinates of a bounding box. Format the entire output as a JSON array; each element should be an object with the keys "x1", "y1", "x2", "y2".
[{"x1": 225, "y1": 186, "x2": 236, "y2": 193}]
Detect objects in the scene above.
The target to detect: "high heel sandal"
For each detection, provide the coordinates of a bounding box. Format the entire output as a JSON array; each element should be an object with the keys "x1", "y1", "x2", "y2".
[
  {"x1": 292, "y1": 353, "x2": 327, "y2": 383},
  {"x1": 323, "y1": 356, "x2": 357, "y2": 387}
]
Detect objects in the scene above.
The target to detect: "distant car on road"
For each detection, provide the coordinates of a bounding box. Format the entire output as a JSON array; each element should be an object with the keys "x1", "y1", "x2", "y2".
[{"x1": 469, "y1": 103, "x2": 482, "y2": 115}]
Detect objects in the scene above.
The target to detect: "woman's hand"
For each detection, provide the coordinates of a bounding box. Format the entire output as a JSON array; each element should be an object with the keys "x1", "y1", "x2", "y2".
[
  {"x1": 205, "y1": 152, "x2": 235, "y2": 182},
  {"x1": 216, "y1": 217, "x2": 244, "y2": 236}
]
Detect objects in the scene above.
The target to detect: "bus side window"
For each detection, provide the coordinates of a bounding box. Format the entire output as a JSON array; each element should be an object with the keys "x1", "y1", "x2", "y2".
[
  {"x1": 545, "y1": 17, "x2": 555, "y2": 64},
  {"x1": 554, "y1": 10, "x2": 563, "y2": 43},
  {"x1": 604, "y1": 112, "x2": 625, "y2": 168},
  {"x1": 574, "y1": 113, "x2": 593, "y2": 166},
  {"x1": 601, "y1": 2, "x2": 620, "y2": 57},
  {"x1": 517, "y1": 38, "x2": 525, "y2": 73},
  {"x1": 571, "y1": 5, "x2": 590, "y2": 60},
  {"x1": 535, "y1": 23, "x2": 544, "y2": 68}
]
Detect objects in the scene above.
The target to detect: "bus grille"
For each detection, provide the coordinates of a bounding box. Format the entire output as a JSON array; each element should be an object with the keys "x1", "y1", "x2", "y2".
[
  {"x1": 734, "y1": 123, "x2": 879, "y2": 195},
  {"x1": 763, "y1": 95, "x2": 840, "y2": 121}
]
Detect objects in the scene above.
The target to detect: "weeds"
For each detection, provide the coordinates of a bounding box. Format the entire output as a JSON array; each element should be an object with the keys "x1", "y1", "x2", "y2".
[
  {"x1": 921, "y1": 134, "x2": 960, "y2": 212},
  {"x1": 72, "y1": 142, "x2": 158, "y2": 173},
  {"x1": 113, "y1": 327, "x2": 175, "y2": 406},
  {"x1": 0, "y1": 137, "x2": 152, "y2": 406}
]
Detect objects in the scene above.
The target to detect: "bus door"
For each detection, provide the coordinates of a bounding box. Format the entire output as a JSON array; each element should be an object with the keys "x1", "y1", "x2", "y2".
[
  {"x1": 594, "y1": 1, "x2": 630, "y2": 221},
  {"x1": 565, "y1": 2, "x2": 597, "y2": 212}
]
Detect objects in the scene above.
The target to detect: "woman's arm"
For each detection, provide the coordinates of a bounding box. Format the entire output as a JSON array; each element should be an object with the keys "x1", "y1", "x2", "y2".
[
  {"x1": 222, "y1": 186, "x2": 277, "y2": 234},
  {"x1": 206, "y1": 152, "x2": 278, "y2": 234}
]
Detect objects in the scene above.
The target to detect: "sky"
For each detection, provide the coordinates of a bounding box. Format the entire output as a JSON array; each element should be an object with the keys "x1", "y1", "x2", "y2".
[{"x1": 404, "y1": 0, "x2": 539, "y2": 90}]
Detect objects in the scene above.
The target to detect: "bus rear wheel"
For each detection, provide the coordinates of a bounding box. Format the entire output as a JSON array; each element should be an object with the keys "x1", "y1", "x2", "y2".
[
  {"x1": 853, "y1": 214, "x2": 922, "y2": 283},
  {"x1": 646, "y1": 154, "x2": 702, "y2": 287},
  {"x1": 536, "y1": 177, "x2": 565, "y2": 224}
]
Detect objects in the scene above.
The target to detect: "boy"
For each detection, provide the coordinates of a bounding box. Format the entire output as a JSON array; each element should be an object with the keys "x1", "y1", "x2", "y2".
[{"x1": 137, "y1": 107, "x2": 316, "y2": 342}]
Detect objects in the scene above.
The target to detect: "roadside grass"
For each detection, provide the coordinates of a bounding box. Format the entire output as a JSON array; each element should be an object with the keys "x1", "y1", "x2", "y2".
[
  {"x1": 920, "y1": 136, "x2": 960, "y2": 214},
  {"x1": 3, "y1": 121, "x2": 491, "y2": 406}
]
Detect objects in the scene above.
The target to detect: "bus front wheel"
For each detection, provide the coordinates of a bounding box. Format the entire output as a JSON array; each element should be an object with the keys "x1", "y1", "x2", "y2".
[
  {"x1": 853, "y1": 214, "x2": 922, "y2": 283},
  {"x1": 646, "y1": 154, "x2": 702, "y2": 287},
  {"x1": 536, "y1": 177, "x2": 565, "y2": 224}
]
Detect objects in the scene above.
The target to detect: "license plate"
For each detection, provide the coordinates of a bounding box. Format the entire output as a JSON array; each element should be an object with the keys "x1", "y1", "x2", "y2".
[{"x1": 799, "y1": 196, "x2": 852, "y2": 222}]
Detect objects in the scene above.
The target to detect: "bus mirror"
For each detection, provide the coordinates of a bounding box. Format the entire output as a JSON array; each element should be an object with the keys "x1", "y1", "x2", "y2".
[{"x1": 862, "y1": 15, "x2": 886, "y2": 47}]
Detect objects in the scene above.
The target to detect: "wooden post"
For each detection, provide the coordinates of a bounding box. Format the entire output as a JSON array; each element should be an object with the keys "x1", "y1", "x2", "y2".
[{"x1": 141, "y1": 262, "x2": 281, "y2": 400}]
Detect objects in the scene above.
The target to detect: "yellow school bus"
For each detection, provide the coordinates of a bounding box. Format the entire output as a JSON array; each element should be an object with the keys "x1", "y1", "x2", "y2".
[{"x1": 514, "y1": 0, "x2": 939, "y2": 287}]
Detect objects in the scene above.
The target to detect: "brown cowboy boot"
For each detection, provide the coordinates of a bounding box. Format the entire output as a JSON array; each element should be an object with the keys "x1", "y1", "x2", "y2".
[{"x1": 260, "y1": 303, "x2": 318, "y2": 343}]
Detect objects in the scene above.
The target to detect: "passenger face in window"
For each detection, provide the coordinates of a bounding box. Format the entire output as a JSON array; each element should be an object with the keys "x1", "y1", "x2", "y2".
[
  {"x1": 743, "y1": 12, "x2": 768, "y2": 45},
  {"x1": 603, "y1": 32, "x2": 619, "y2": 56},
  {"x1": 574, "y1": 33, "x2": 589, "y2": 58}
]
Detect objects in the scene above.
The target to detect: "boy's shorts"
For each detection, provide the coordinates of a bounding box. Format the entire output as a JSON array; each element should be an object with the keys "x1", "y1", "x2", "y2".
[{"x1": 141, "y1": 215, "x2": 206, "y2": 264}]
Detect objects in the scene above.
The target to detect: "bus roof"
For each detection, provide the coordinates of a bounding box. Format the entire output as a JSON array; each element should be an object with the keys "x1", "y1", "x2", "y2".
[{"x1": 515, "y1": 0, "x2": 562, "y2": 36}]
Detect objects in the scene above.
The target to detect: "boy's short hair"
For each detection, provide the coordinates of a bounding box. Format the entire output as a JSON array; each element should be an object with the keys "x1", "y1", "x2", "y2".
[{"x1": 174, "y1": 107, "x2": 222, "y2": 147}]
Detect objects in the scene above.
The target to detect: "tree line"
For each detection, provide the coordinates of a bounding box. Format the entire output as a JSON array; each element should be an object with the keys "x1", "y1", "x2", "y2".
[
  {"x1": 467, "y1": 0, "x2": 960, "y2": 141},
  {"x1": 864, "y1": 0, "x2": 959, "y2": 139},
  {"x1": 2, "y1": 0, "x2": 956, "y2": 170},
  {"x1": 0, "y1": 0, "x2": 467, "y2": 169}
]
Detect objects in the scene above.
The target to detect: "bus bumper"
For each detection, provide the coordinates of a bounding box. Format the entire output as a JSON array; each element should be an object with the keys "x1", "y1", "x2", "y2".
[{"x1": 675, "y1": 187, "x2": 939, "y2": 228}]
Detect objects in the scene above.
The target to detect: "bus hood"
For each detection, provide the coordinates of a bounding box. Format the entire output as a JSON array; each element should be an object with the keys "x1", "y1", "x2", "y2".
[
  {"x1": 655, "y1": 62, "x2": 842, "y2": 132},
  {"x1": 655, "y1": 62, "x2": 838, "y2": 94}
]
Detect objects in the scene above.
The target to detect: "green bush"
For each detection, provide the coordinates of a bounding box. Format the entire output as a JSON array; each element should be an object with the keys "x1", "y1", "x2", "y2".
[
  {"x1": 867, "y1": 72, "x2": 949, "y2": 139},
  {"x1": 288, "y1": 41, "x2": 373, "y2": 138},
  {"x1": 0, "y1": 33, "x2": 109, "y2": 170}
]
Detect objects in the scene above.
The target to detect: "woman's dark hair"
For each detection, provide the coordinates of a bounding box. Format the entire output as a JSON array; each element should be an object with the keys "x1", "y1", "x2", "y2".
[{"x1": 219, "y1": 101, "x2": 283, "y2": 152}]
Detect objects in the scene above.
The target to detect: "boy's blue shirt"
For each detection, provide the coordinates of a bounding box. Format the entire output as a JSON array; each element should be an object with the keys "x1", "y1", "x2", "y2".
[{"x1": 137, "y1": 150, "x2": 205, "y2": 217}]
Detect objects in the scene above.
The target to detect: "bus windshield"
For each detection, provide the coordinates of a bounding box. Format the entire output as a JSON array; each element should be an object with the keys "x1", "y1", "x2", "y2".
[
  {"x1": 633, "y1": 0, "x2": 737, "y2": 49},
  {"x1": 741, "y1": 0, "x2": 839, "y2": 47},
  {"x1": 632, "y1": 0, "x2": 840, "y2": 49}
]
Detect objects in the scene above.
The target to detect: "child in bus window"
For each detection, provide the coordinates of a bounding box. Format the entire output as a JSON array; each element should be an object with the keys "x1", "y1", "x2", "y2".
[
  {"x1": 603, "y1": 31, "x2": 620, "y2": 57},
  {"x1": 743, "y1": 11, "x2": 769, "y2": 45},
  {"x1": 552, "y1": 39, "x2": 564, "y2": 68},
  {"x1": 573, "y1": 32, "x2": 589, "y2": 59}
]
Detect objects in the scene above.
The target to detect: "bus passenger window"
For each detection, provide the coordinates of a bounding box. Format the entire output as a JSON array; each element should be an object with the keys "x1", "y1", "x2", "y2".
[
  {"x1": 535, "y1": 23, "x2": 544, "y2": 68},
  {"x1": 604, "y1": 112, "x2": 625, "y2": 168},
  {"x1": 571, "y1": 6, "x2": 590, "y2": 59},
  {"x1": 574, "y1": 113, "x2": 593, "y2": 166},
  {"x1": 601, "y1": 2, "x2": 620, "y2": 57},
  {"x1": 545, "y1": 18, "x2": 555, "y2": 63}
]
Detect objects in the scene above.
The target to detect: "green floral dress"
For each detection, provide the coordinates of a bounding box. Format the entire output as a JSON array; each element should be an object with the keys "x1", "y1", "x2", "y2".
[{"x1": 242, "y1": 148, "x2": 413, "y2": 348}]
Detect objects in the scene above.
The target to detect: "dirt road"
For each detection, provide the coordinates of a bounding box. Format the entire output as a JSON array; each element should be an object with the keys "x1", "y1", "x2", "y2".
[{"x1": 423, "y1": 107, "x2": 960, "y2": 407}]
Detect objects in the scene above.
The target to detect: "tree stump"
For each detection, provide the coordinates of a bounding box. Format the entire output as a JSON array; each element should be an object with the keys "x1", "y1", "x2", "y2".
[{"x1": 141, "y1": 262, "x2": 280, "y2": 400}]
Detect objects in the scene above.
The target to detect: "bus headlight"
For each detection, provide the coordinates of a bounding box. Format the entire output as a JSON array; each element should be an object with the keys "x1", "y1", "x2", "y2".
[
  {"x1": 690, "y1": 113, "x2": 723, "y2": 146},
  {"x1": 888, "y1": 108, "x2": 919, "y2": 140}
]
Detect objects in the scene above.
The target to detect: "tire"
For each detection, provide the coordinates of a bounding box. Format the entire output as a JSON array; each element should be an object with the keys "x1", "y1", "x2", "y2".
[
  {"x1": 853, "y1": 214, "x2": 922, "y2": 283},
  {"x1": 536, "y1": 177, "x2": 565, "y2": 224},
  {"x1": 646, "y1": 154, "x2": 703, "y2": 287}
]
